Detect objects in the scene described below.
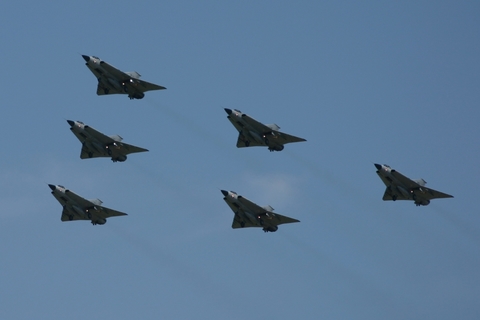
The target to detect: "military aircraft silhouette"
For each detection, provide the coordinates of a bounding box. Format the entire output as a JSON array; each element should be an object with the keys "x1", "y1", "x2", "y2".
[
  {"x1": 82, "y1": 55, "x2": 166, "y2": 99},
  {"x1": 224, "y1": 108, "x2": 306, "y2": 151},
  {"x1": 221, "y1": 190, "x2": 299, "y2": 232},
  {"x1": 374, "y1": 163, "x2": 453, "y2": 206},
  {"x1": 67, "y1": 120, "x2": 148, "y2": 162},
  {"x1": 49, "y1": 184, "x2": 127, "y2": 225}
]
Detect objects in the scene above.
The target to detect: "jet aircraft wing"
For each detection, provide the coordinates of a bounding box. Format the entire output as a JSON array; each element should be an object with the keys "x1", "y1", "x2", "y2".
[
  {"x1": 237, "y1": 195, "x2": 267, "y2": 215},
  {"x1": 265, "y1": 212, "x2": 300, "y2": 225},
  {"x1": 119, "y1": 142, "x2": 149, "y2": 154},
  {"x1": 241, "y1": 114, "x2": 277, "y2": 134},
  {"x1": 64, "y1": 190, "x2": 97, "y2": 208},
  {"x1": 83, "y1": 126, "x2": 116, "y2": 145},
  {"x1": 61, "y1": 207, "x2": 87, "y2": 222},
  {"x1": 226, "y1": 115, "x2": 264, "y2": 147},
  {"x1": 83, "y1": 61, "x2": 122, "y2": 96},
  {"x1": 96, "y1": 206, "x2": 128, "y2": 219},
  {"x1": 51, "y1": 191, "x2": 68, "y2": 207},
  {"x1": 74, "y1": 125, "x2": 147, "y2": 156},
  {"x1": 60, "y1": 205, "x2": 126, "y2": 222},
  {"x1": 376, "y1": 173, "x2": 394, "y2": 188},
  {"x1": 241, "y1": 114, "x2": 306, "y2": 144},
  {"x1": 231, "y1": 214, "x2": 257, "y2": 229},
  {"x1": 137, "y1": 79, "x2": 166, "y2": 91},
  {"x1": 99, "y1": 61, "x2": 166, "y2": 91},
  {"x1": 382, "y1": 188, "x2": 409, "y2": 201},
  {"x1": 390, "y1": 170, "x2": 453, "y2": 198},
  {"x1": 99, "y1": 61, "x2": 131, "y2": 81},
  {"x1": 223, "y1": 196, "x2": 261, "y2": 229},
  {"x1": 276, "y1": 131, "x2": 308, "y2": 144},
  {"x1": 420, "y1": 187, "x2": 453, "y2": 200},
  {"x1": 237, "y1": 196, "x2": 299, "y2": 225},
  {"x1": 236, "y1": 135, "x2": 263, "y2": 148},
  {"x1": 80, "y1": 145, "x2": 103, "y2": 159},
  {"x1": 390, "y1": 170, "x2": 423, "y2": 190},
  {"x1": 84, "y1": 63, "x2": 123, "y2": 96},
  {"x1": 380, "y1": 177, "x2": 453, "y2": 201},
  {"x1": 70, "y1": 125, "x2": 113, "y2": 146},
  {"x1": 96, "y1": 84, "x2": 123, "y2": 96},
  {"x1": 228, "y1": 116, "x2": 246, "y2": 133}
]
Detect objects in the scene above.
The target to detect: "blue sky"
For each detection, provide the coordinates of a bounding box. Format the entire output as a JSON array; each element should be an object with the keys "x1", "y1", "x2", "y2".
[{"x1": 1, "y1": 1, "x2": 479, "y2": 319}]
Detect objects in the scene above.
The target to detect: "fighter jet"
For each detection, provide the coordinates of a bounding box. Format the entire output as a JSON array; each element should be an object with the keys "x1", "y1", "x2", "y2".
[
  {"x1": 81, "y1": 55, "x2": 166, "y2": 99},
  {"x1": 224, "y1": 108, "x2": 306, "y2": 151},
  {"x1": 374, "y1": 163, "x2": 453, "y2": 206},
  {"x1": 221, "y1": 190, "x2": 299, "y2": 232},
  {"x1": 67, "y1": 120, "x2": 148, "y2": 162},
  {"x1": 48, "y1": 184, "x2": 127, "y2": 225}
]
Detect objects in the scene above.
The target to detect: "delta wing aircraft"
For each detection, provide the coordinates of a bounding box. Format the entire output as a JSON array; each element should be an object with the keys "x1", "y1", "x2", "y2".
[
  {"x1": 82, "y1": 55, "x2": 166, "y2": 99},
  {"x1": 48, "y1": 184, "x2": 127, "y2": 225},
  {"x1": 67, "y1": 120, "x2": 148, "y2": 162},
  {"x1": 221, "y1": 190, "x2": 299, "y2": 232},
  {"x1": 374, "y1": 163, "x2": 453, "y2": 206},
  {"x1": 224, "y1": 108, "x2": 306, "y2": 151}
]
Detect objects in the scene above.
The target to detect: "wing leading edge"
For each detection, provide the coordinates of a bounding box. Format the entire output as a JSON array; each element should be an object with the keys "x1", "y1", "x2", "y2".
[{"x1": 241, "y1": 114, "x2": 306, "y2": 145}]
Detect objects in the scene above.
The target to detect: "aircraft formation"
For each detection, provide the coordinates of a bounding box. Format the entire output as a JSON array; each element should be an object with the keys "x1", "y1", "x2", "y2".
[{"x1": 48, "y1": 55, "x2": 453, "y2": 231}]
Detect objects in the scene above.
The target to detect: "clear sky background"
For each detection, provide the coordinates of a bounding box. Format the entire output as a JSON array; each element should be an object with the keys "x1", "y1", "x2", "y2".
[{"x1": 1, "y1": 1, "x2": 479, "y2": 319}]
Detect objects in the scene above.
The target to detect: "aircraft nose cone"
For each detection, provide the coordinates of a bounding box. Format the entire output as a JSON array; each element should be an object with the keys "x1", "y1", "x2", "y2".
[
  {"x1": 82, "y1": 55, "x2": 90, "y2": 62},
  {"x1": 67, "y1": 120, "x2": 75, "y2": 127},
  {"x1": 374, "y1": 163, "x2": 382, "y2": 170},
  {"x1": 221, "y1": 190, "x2": 229, "y2": 196},
  {"x1": 48, "y1": 184, "x2": 56, "y2": 191},
  {"x1": 224, "y1": 108, "x2": 232, "y2": 115}
]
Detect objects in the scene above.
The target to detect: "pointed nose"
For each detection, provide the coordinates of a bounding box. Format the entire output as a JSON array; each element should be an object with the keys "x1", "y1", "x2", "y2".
[
  {"x1": 67, "y1": 120, "x2": 75, "y2": 127},
  {"x1": 221, "y1": 190, "x2": 229, "y2": 196},
  {"x1": 48, "y1": 184, "x2": 56, "y2": 191},
  {"x1": 374, "y1": 163, "x2": 382, "y2": 170},
  {"x1": 224, "y1": 108, "x2": 232, "y2": 115},
  {"x1": 82, "y1": 55, "x2": 90, "y2": 62}
]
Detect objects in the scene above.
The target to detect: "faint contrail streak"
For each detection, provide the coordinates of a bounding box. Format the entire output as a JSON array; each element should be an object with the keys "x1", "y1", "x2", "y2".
[
  {"x1": 283, "y1": 149, "x2": 373, "y2": 210},
  {"x1": 105, "y1": 222, "x2": 244, "y2": 313},
  {"x1": 143, "y1": 96, "x2": 275, "y2": 169},
  {"x1": 126, "y1": 159, "x2": 214, "y2": 217},
  {"x1": 430, "y1": 203, "x2": 480, "y2": 244},
  {"x1": 144, "y1": 96, "x2": 226, "y2": 148},
  {"x1": 279, "y1": 230, "x2": 401, "y2": 312},
  {"x1": 127, "y1": 158, "x2": 184, "y2": 192}
]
